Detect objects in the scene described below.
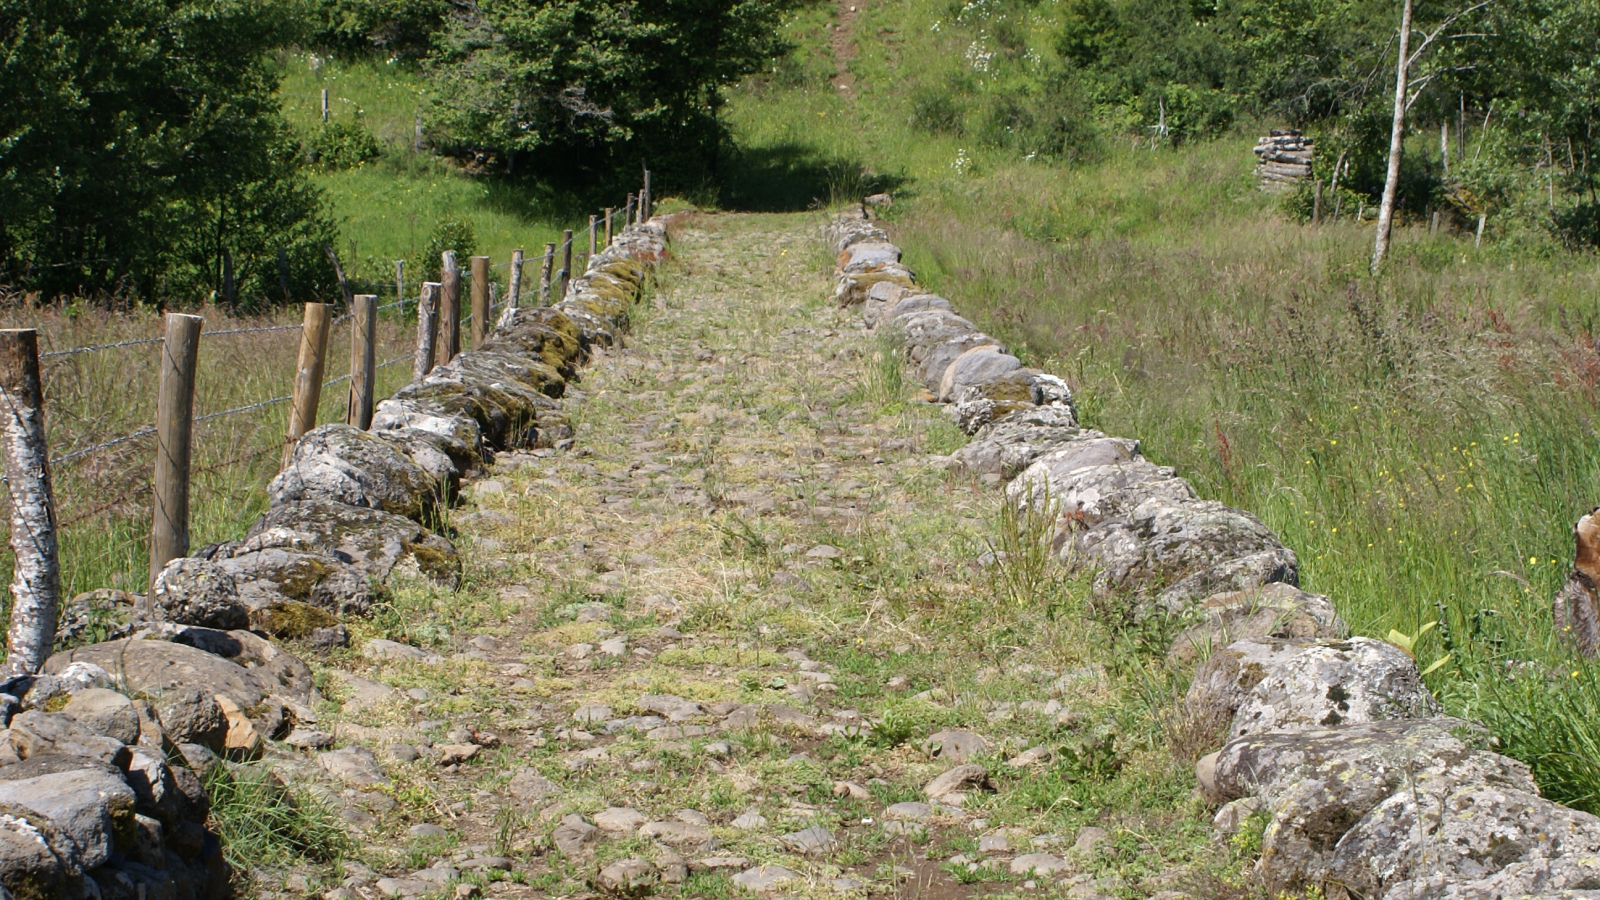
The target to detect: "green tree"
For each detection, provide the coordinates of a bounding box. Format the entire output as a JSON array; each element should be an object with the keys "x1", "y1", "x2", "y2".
[
  {"x1": 0, "y1": 0, "x2": 336, "y2": 306},
  {"x1": 423, "y1": 0, "x2": 802, "y2": 181}
]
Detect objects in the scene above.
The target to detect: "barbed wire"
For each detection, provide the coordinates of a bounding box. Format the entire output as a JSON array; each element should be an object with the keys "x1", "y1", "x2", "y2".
[
  {"x1": 207, "y1": 323, "x2": 302, "y2": 338},
  {"x1": 41, "y1": 337, "x2": 163, "y2": 360},
  {"x1": 53, "y1": 427, "x2": 157, "y2": 467}
]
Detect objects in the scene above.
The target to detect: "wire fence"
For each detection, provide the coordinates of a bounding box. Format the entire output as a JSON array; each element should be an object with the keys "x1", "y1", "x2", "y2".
[{"x1": 11, "y1": 177, "x2": 652, "y2": 597}]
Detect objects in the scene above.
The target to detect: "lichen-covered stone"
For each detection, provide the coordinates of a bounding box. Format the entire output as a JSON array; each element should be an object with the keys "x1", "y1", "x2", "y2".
[
  {"x1": 247, "y1": 499, "x2": 458, "y2": 585},
  {"x1": 861, "y1": 281, "x2": 924, "y2": 327},
  {"x1": 1188, "y1": 637, "x2": 1438, "y2": 743},
  {"x1": 1203, "y1": 718, "x2": 1538, "y2": 896},
  {"x1": 0, "y1": 766, "x2": 136, "y2": 871},
  {"x1": 1071, "y1": 498, "x2": 1297, "y2": 607},
  {"x1": 892, "y1": 310, "x2": 982, "y2": 371},
  {"x1": 952, "y1": 407, "x2": 1087, "y2": 478},
  {"x1": 247, "y1": 600, "x2": 339, "y2": 640},
  {"x1": 150, "y1": 558, "x2": 246, "y2": 631},
  {"x1": 270, "y1": 424, "x2": 439, "y2": 522},
  {"x1": 838, "y1": 241, "x2": 901, "y2": 271},
  {"x1": 197, "y1": 527, "x2": 374, "y2": 616},
  {"x1": 1167, "y1": 583, "x2": 1347, "y2": 668},
  {"x1": 481, "y1": 306, "x2": 584, "y2": 376},
  {"x1": 370, "y1": 397, "x2": 484, "y2": 462},
  {"x1": 835, "y1": 265, "x2": 916, "y2": 307}
]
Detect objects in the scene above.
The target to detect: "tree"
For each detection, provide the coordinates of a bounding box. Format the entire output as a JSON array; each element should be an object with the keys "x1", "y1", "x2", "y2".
[
  {"x1": 1370, "y1": 0, "x2": 1491, "y2": 272},
  {"x1": 423, "y1": 0, "x2": 802, "y2": 181},
  {"x1": 0, "y1": 0, "x2": 336, "y2": 305}
]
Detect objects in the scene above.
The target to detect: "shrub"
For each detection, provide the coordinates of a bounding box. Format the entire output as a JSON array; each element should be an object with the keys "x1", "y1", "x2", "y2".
[
  {"x1": 407, "y1": 219, "x2": 477, "y2": 283},
  {"x1": 307, "y1": 120, "x2": 383, "y2": 170}
]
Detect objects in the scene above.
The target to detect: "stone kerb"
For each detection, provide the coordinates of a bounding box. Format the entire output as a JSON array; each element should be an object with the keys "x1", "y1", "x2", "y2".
[
  {"x1": 0, "y1": 221, "x2": 670, "y2": 900},
  {"x1": 828, "y1": 207, "x2": 1599, "y2": 900}
]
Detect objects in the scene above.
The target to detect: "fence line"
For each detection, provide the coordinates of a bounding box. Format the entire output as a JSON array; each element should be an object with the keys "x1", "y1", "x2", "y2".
[{"x1": 8, "y1": 169, "x2": 654, "y2": 597}]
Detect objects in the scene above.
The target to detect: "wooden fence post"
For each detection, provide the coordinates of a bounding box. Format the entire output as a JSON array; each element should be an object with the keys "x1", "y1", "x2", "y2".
[
  {"x1": 642, "y1": 170, "x2": 652, "y2": 220},
  {"x1": 348, "y1": 295, "x2": 377, "y2": 430},
  {"x1": 149, "y1": 313, "x2": 202, "y2": 591},
  {"x1": 470, "y1": 255, "x2": 491, "y2": 348},
  {"x1": 395, "y1": 260, "x2": 405, "y2": 307},
  {"x1": 0, "y1": 330, "x2": 59, "y2": 675},
  {"x1": 588, "y1": 216, "x2": 598, "y2": 261},
  {"x1": 508, "y1": 249, "x2": 524, "y2": 310},
  {"x1": 283, "y1": 303, "x2": 332, "y2": 468},
  {"x1": 559, "y1": 231, "x2": 573, "y2": 301},
  {"x1": 321, "y1": 88, "x2": 329, "y2": 122},
  {"x1": 414, "y1": 282, "x2": 440, "y2": 379},
  {"x1": 624, "y1": 194, "x2": 635, "y2": 227},
  {"x1": 538, "y1": 242, "x2": 555, "y2": 305},
  {"x1": 325, "y1": 245, "x2": 352, "y2": 309},
  {"x1": 604, "y1": 208, "x2": 614, "y2": 247},
  {"x1": 440, "y1": 251, "x2": 461, "y2": 364}
]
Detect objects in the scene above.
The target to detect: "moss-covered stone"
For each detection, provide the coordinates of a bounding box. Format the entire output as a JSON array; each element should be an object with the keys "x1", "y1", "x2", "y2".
[
  {"x1": 248, "y1": 600, "x2": 339, "y2": 639},
  {"x1": 248, "y1": 499, "x2": 458, "y2": 587},
  {"x1": 271, "y1": 424, "x2": 439, "y2": 523}
]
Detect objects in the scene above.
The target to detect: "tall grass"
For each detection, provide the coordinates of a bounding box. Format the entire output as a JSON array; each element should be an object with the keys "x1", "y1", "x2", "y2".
[
  {"x1": 720, "y1": 0, "x2": 1600, "y2": 810},
  {"x1": 0, "y1": 304, "x2": 416, "y2": 603}
]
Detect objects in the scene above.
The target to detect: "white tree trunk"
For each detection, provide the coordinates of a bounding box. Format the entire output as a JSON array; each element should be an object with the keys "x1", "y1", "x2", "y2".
[
  {"x1": 0, "y1": 330, "x2": 59, "y2": 675},
  {"x1": 1372, "y1": 0, "x2": 1415, "y2": 273}
]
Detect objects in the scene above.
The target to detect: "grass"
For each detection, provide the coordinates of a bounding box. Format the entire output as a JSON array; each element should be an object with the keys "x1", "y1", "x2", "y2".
[
  {"x1": 207, "y1": 764, "x2": 351, "y2": 871},
  {"x1": 714, "y1": 0, "x2": 1600, "y2": 812},
  {"x1": 277, "y1": 53, "x2": 622, "y2": 288}
]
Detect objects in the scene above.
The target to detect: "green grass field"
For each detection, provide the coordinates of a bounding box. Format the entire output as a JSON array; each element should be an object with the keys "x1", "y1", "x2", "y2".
[{"x1": 716, "y1": 0, "x2": 1600, "y2": 810}]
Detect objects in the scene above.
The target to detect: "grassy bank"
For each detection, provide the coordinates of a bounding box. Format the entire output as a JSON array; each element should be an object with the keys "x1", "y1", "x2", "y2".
[{"x1": 720, "y1": 0, "x2": 1600, "y2": 809}]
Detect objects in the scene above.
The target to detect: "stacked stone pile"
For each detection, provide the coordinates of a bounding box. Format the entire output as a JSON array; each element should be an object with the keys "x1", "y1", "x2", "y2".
[
  {"x1": 1254, "y1": 129, "x2": 1313, "y2": 190},
  {"x1": 830, "y1": 207, "x2": 1600, "y2": 899},
  {"x1": 0, "y1": 221, "x2": 669, "y2": 900}
]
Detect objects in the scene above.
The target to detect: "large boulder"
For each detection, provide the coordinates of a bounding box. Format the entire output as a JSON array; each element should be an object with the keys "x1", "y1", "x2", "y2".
[
  {"x1": 270, "y1": 424, "x2": 440, "y2": 522},
  {"x1": 1332, "y1": 784, "x2": 1600, "y2": 899},
  {"x1": 196, "y1": 528, "x2": 374, "y2": 618},
  {"x1": 835, "y1": 264, "x2": 916, "y2": 307},
  {"x1": 60, "y1": 690, "x2": 139, "y2": 745},
  {"x1": 1188, "y1": 637, "x2": 1438, "y2": 742},
  {"x1": 1202, "y1": 718, "x2": 1542, "y2": 897},
  {"x1": 247, "y1": 499, "x2": 458, "y2": 585},
  {"x1": 947, "y1": 370, "x2": 1073, "y2": 434},
  {"x1": 370, "y1": 397, "x2": 484, "y2": 463},
  {"x1": 893, "y1": 310, "x2": 982, "y2": 371},
  {"x1": 838, "y1": 240, "x2": 901, "y2": 271},
  {"x1": 149, "y1": 558, "x2": 246, "y2": 631}
]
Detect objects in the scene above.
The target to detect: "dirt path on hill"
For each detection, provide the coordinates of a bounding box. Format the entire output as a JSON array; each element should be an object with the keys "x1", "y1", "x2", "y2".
[
  {"x1": 830, "y1": 0, "x2": 865, "y2": 94},
  {"x1": 286, "y1": 212, "x2": 1212, "y2": 900}
]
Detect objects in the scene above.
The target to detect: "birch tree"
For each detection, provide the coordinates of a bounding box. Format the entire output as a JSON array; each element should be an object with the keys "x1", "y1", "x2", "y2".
[{"x1": 1371, "y1": 0, "x2": 1494, "y2": 272}]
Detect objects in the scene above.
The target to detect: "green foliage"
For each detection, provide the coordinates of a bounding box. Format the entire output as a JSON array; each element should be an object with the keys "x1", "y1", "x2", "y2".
[
  {"x1": 0, "y1": 0, "x2": 337, "y2": 305},
  {"x1": 421, "y1": 0, "x2": 804, "y2": 184},
  {"x1": 310, "y1": 0, "x2": 450, "y2": 57},
  {"x1": 307, "y1": 120, "x2": 384, "y2": 170},
  {"x1": 407, "y1": 219, "x2": 478, "y2": 283}
]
